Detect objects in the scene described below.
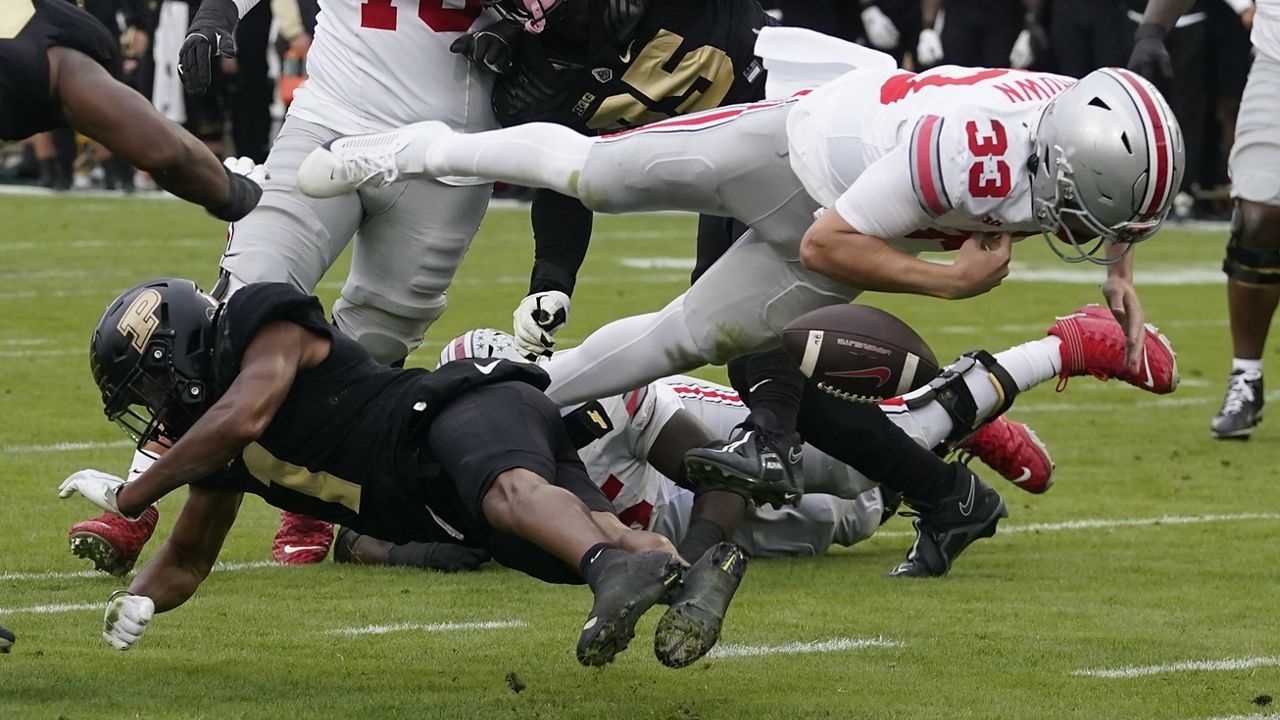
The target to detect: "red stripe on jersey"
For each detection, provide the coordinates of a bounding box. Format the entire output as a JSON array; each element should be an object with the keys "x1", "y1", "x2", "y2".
[
  {"x1": 878, "y1": 397, "x2": 907, "y2": 408},
  {"x1": 1112, "y1": 69, "x2": 1172, "y2": 219},
  {"x1": 450, "y1": 334, "x2": 467, "y2": 361},
  {"x1": 623, "y1": 387, "x2": 646, "y2": 417},
  {"x1": 670, "y1": 385, "x2": 743, "y2": 405},
  {"x1": 912, "y1": 115, "x2": 949, "y2": 217}
]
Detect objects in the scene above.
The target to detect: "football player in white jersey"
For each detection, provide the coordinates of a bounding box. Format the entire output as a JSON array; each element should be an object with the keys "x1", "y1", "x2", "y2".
[
  {"x1": 1131, "y1": 0, "x2": 1280, "y2": 439},
  {"x1": 298, "y1": 50, "x2": 1185, "y2": 503},
  {"x1": 66, "y1": 0, "x2": 504, "y2": 573}
]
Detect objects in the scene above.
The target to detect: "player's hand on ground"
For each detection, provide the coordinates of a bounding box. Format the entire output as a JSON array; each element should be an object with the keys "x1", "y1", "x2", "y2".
[
  {"x1": 178, "y1": 0, "x2": 240, "y2": 94},
  {"x1": 948, "y1": 233, "x2": 1011, "y2": 299},
  {"x1": 224, "y1": 156, "x2": 269, "y2": 185},
  {"x1": 1102, "y1": 275, "x2": 1146, "y2": 373},
  {"x1": 449, "y1": 19, "x2": 523, "y2": 75},
  {"x1": 513, "y1": 290, "x2": 570, "y2": 359},
  {"x1": 859, "y1": 6, "x2": 900, "y2": 50},
  {"x1": 423, "y1": 544, "x2": 490, "y2": 572},
  {"x1": 1127, "y1": 23, "x2": 1173, "y2": 91},
  {"x1": 916, "y1": 28, "x2": 944, "y2": 66},
  {"x1": 58, "y1": 469, "x2": 129, "y2": 517},
  {"x1": 103, "y1": 592, "x2": 154, "y2": 651}
]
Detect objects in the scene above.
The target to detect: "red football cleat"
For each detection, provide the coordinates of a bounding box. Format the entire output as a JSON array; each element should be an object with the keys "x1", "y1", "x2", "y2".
[
  {"x1": 272, "y1": 511, "x2": 333, "y2": 564},
  {"x1": 1047, "y1": 304, "x2": 1179, "y2": 393},
  {"x1": 68, "y1": 506, "x2": 160, "y2": 576},
  {"x1": 958, "y1": 416, "x2": 1055, "y2": 494}
]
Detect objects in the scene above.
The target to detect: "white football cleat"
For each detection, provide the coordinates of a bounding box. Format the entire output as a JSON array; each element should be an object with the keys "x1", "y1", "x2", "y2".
[{"x1": 297, "y1": 120, "x2": 452, "y2": 198}]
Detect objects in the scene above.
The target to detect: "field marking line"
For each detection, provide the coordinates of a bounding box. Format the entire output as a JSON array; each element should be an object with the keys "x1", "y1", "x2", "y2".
[
  {"x1": 0, "y1": 602, "x2": 101, "y2": 615},
  {"x1": 329, "y1": 620, "x2": 526, "y2": 636},
  {"x1": 1073, "y1": 656, "x2": 1280, "y2": 678},
  {"x1": 873, "y1": 512, "x2": 1280, "y2": 540},
  {"x1": 1195, "y1": 714, "x2": 1280, "y2": 720},
  {"x1": 3, "y1": 439, "x2": 133, "y2": 454},
  {"x1": 708, "y1": 636, "x2": 903, "y2": 659},
  {"x1": 1, "y1": 559, "x2": 277, "y2": 582}
]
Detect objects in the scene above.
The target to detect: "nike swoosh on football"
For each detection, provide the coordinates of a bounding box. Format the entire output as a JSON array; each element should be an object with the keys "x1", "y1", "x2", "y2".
[
  {"x1": 476, "y1": 361, "x2": 499, "y2": 375},
  {"x1": 957, "y1": 477, "x2": 976, "y2": 517},
  {"x1": 282, "y1": 545, "x2": 327, "y2": 554}
]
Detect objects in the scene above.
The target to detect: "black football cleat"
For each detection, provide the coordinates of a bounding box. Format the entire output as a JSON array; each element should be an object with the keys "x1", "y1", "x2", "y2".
[
  {"x1": 0, "y1": 625, "x2": 13, "y2": 653},
  {"x1": 683, "y1": 424, "x2": 803, "y2": 508},
  {"x1": 654, "y1": 542, "x2": 748, "y2": 669},
  {"x1": 886, "y1": 465, "x2": 1008, "y2": 578},
  {"x1": 577, "y1": 550, "x2": 683, "y2": 667}
]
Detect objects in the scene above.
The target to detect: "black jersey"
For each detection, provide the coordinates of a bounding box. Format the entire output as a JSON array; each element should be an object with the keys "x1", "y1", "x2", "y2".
[
  {"x1": 192, "y1": 283, "x2": 551, "y2": 545},
  {"x1": 493, "y1": 0, "x2": 771, "y2": 134},
  {"x1": 0, "y1": 0, "x2": 121, "y2": 141}
]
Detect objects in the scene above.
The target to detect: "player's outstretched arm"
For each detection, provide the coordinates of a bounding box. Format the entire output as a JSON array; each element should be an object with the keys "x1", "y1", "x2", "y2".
[
  {"x1": 800, "y1": 210, "x2": 1011, "y2": 299},
  {"x1": 51, "y1": 47, "x2": 260, "y2": 221},
  {"x1": 1101, "y1": 241, "x2": 1146, "y2": 373},
  {"x1": 114, "y1": 321, "x2": 323, "y2": 517},
  {"x1": 126, "y1": 487, "x2": 242, "y2": 614}
]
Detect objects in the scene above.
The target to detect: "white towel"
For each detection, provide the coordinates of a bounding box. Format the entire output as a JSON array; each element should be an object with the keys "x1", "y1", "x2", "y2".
[
  {"x1": 754, "y1": 26, "x2": 898, "y2": 99},
  {"x1": 151, "y1": 1, "x2": 190, "y2": 125}
]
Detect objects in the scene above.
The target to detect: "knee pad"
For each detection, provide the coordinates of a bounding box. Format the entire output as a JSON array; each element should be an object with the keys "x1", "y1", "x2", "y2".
[
  {"x1": 904, "y1": 350, "x2": 1019, "y2": 446},
  {"x1": 1224, "y1": 202, "x2": 1280, "y2": 286},
  {"x1": 333, "y1": 290, "x2": 448, "y2": 365}
]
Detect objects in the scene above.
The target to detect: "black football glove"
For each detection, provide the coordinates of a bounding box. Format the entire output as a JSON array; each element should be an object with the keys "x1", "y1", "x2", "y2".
[
  {"x1": 421, "y1": 543, "x2": 490, "y2": 572},
  {"x1": 178, "y1": 0, "x2": 240, "y2": 95},
  {"x1": 448, "y1": 19, "x2": 523, "y2": 75},
  {"x1": 1127, "y1": 22, "x2": 1173, "y2": 91}
]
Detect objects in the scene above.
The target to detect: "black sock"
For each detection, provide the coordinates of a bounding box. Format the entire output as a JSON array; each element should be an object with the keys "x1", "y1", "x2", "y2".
[
  {"x1": 578, "y1": 542, "x2": 622, "y2": 584},
  {"x1": 728, "y1": 349, "x2": 805, "y2": 432},
  {"x1": 797, "y1": 385, "x2": 958, "y2": 505},
  {"x1": 677, "y1": 518, "x2": 730, "y2": 562}
]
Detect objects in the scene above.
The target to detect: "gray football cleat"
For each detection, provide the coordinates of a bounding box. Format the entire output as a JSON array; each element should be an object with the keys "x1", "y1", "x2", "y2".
[{"x1": 1211, "y1": 369, "x2": 1263, "y2": 440}]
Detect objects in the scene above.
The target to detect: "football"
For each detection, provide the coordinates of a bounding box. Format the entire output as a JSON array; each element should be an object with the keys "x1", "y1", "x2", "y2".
[{"x1": 782, "y1": 304, "x2": 940, "y2": 402}]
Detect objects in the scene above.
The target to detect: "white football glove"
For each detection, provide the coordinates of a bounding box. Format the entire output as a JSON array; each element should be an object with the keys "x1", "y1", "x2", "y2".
[
  {"x1": 1009, "y1": 28, "x2": 1035, "y2": 69},
  {"x1": 223, "y1": 156, "x2": 269, "y2": 184},
  {"x1": 512, "y1": 291, "x2": 570, "y2": 359},
  {"x1": 916, "y1": 28, "x2": 944, "y2": 67},
  {"x1": 58, "y1": 469, "x2": 134, "y2": 518},
  {"x1": 860, "y1": 6, "x2": 900, "y2": 50},
  {"x1": 103, "y1": 591, "x2": 154, "y2": 651}
]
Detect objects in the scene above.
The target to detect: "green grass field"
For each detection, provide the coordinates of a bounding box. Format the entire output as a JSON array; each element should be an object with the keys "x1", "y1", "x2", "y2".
[{"x1": 2, "y1": 192, "x2": 1278, "y2": 719}]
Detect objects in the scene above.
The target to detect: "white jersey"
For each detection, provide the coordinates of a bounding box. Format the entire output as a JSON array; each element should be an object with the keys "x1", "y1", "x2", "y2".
[
  {"x1": 287, "y1": 0, "x2": 498, "y2": 135},
  {"x1": 1255, "y1": 0, "x2": 1280, "y2": 63},
  {"x1": 576, "y1": 376, "x2": 884, "y2": 557},
  {"x1": 786, "y1": 66, "x2": 1076, "y2": 253}
]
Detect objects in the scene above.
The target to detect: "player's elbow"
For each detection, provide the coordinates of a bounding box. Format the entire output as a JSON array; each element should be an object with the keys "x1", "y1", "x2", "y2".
[{"x1": 800, "y1": 228, "x2": 837, "y2": 274}]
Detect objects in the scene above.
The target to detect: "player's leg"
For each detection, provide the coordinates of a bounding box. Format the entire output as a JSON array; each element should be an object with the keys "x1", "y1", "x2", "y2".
[
  {"x1": 50, "y1": 48, "x2": 256, "y2": 221},
  {"x1": 730, "y1": 492, "x2": 887, "y2": 557},
  {"x1": 1213, "y1": 54, "x2": 1280, "y2": 438},
  {"x1": 333, "y1": 179, "x2": 492, "y2": 364},
  {"x1": 214, "y1": 116, "x2": 363, "y2": 298},
  {"x1": 425, "y1": 381, "x2": 684, "y2": 666}
]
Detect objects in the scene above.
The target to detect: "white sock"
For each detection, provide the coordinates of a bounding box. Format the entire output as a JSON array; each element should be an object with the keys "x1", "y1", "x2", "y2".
[
  {"x1": 879, "y1": 336, "x2": 1065, "y2": 447},
  {"x1": 1232, "y1": 358, "x2": 1263, "y2": 376},
  {"x1": 127, "y1": 448, "x2": 157, "y2": 479},
  {"x1": 422, "y1": 123, "x2": 591, "y2": 194},
  {"x1": 545, "y1": 293, "x2": 707, "y2": 406}
]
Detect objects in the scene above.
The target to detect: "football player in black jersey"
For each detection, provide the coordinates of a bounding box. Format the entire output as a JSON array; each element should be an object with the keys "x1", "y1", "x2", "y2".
[
  {"x1": 451, "y1": 0, "x2": 813, "y2": 531},
  {"x1": 60, "y1": 278, "x2": 747, "y2": 669},
  {"x1": 0, "y1": 0, "x2": 260, "y2": 221}
]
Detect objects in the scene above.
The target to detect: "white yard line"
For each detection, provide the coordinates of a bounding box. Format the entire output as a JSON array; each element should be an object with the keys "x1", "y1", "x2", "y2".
[
  {"x1": 2, "y1": 439, "x2": 132, "y2": 454},
  {"x1": 0, "y1": 602, "x2": 100, "y2": 615},
  {"x1": 0, "y1": 559, "x2": 277, "y2": 582},
  {"x1": 1074, "y1": 656, "x2": 1280, "y2": 679},
  {"x1": 329, "y1": 620, "x2": 526, "y2": 636},
  {"x1": 1195, "y1": 714, "x2": 1280, "y2": 720},
  {"x1": 708, "y1": 636, "x2": 902, "y2": 659},
  {"x1": 873, "y1": 512, "x2": 1280, "y2": 540}
]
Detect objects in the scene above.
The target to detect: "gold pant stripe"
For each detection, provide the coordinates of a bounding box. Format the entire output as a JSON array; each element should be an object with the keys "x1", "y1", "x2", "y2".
[{"x1": 242, "y1": 443, "x2": 362, "y2": 513}]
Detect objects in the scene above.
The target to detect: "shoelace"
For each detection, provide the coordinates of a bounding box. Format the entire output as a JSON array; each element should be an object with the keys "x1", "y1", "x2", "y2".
[
  {"x1": 1220, "y1": 374, "x2": 1259, "y2": 415},
  {"x1": 339, "y1": 151, "x2": 400, "y2": 189}
]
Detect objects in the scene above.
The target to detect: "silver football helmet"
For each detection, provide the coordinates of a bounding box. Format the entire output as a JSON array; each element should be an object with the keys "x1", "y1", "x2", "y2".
[
  {"x1": 436, "y1": 328, "x2": 529, "y2": 368},
  {"x1": 1029, "y1": 68, "x2": 1185, "y2": 264}
]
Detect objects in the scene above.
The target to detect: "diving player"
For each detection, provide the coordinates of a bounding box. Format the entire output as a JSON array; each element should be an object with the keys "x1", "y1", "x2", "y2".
[{"x1": 60, "y1": 278, "x2": 746, "y2": 669}]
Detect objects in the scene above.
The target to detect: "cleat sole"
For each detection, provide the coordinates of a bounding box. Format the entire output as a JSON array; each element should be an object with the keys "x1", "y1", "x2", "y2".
[{"x1": 69, "y1": 533, "x2": 130, "y2": 577}]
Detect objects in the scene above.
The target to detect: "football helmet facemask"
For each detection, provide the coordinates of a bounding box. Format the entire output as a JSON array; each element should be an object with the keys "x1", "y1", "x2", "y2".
[
  {"x1": 90, "y1": 278, "x2": 218, "y2": 449},
  {"x1": 483, "y1": 0, "x2": 567, "y2": 33},
  {"x1": 1029, "y1": 68, "x2": 1185, "y2": 264}
]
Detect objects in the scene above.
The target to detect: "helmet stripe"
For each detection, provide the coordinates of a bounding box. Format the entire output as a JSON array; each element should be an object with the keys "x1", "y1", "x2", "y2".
[{"x1": 1110, "y1": 68, "x2": 1175, "y2": 220}]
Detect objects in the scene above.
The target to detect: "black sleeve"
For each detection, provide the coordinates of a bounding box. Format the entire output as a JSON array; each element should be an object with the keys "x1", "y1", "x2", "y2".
[
  {"x1": 528, "y1": 188, "x2": 594, "y2": 296},
  {"x1": 210, "y1": 283, "x2": 333, "y2": 396},
  {"x1": 591, "y1": 0, "x2": 652, "y2": 49}
]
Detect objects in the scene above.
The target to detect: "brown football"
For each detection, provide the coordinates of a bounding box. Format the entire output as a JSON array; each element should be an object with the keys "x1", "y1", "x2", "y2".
[{"x1": 782, "y1": 304, "x2": 940, "y2": 402}]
